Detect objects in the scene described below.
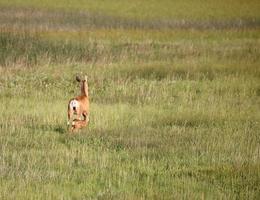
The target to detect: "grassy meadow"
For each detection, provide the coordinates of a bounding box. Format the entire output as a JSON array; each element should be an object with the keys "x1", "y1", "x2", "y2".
[{"x1": 0, "y1": 0, "x2": 260, "y2": 199}]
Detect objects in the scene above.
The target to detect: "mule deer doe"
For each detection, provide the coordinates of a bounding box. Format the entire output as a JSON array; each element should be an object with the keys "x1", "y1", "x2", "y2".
[{"x1": 67, "y1": 75, "x2": 90, "y2": 132}]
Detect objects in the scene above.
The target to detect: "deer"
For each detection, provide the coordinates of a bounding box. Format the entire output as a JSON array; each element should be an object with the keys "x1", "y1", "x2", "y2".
[
  {"x1": 67, "y1": 75, "x2": 90, "y2": 132},
  {"x1": 71, "y1": 119, "x2": 88, "y2": 131}
]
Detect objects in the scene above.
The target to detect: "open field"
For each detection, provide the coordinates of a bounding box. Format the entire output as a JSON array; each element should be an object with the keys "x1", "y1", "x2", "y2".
[
  {"x1": 0, "y1": 1, "x2": 260, "y2": 199},
  {"x1": 1, "y1": 0, "x2": 260, "y2": 21}
]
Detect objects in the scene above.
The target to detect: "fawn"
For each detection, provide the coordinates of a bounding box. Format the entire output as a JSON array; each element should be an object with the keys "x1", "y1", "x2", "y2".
[{"x1": 67, "y1": 75, "x2": 90, "y2": 132}]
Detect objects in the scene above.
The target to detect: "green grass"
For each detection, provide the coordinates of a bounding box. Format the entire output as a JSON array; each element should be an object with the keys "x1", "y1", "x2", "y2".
[
  {"x1": 0, "y1": 57, "x2": 259, "y2": 199},
  {"x1": 0, "y1": 1, "x2": 260, "y2": 199},
  {"x1": 1, "y1": 0, "x2": 260, "y2": 21},
  {"x1": 1, "y1": 30, "x2": 259, "y2": 67},
  {"x1": 0, "y1": 6, "x2": 259, "y2": 31}
]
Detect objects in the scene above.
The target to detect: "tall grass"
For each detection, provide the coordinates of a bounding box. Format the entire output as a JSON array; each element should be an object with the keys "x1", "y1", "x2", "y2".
[
  {"x1": 0, "y1": 30, "x2": 259, "y2": 67},
  {"x1": 0, "y1": 62, "x2": 259, "y2": 199},
  {"x1": 0, "y1": 7, "x2": 259, "y2": 31},
  {"x1": 0, "y1": 1, "x2": 260, "y2": 199},
  {"x1": 1, "y1": 0, "x2": 260, "y2": 21}
]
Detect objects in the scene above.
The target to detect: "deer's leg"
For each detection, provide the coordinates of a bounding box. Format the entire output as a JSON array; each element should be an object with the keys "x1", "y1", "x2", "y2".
[
  {"x1": 71, "y1": 119, "x2": 83, "y2": 133},
  {"x1": 70, "y1": 123, "x2": 77, "y2": 132},
  {"x1": 82, "y1": 111, "x2": 89, "y2": 125}
]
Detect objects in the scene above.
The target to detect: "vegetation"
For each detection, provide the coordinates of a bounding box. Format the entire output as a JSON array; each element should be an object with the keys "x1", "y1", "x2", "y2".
[
  {"x1": 1, "y1": 0, "x2": 260, "y2": 20},
  {"x1": 0, "y1": 0, "x2": 259, "y2": 199}
]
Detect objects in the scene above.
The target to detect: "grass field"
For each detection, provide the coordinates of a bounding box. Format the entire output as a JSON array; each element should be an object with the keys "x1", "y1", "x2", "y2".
[{"x1": 0, "y1": 0, "x2": 260, "y2": 199}]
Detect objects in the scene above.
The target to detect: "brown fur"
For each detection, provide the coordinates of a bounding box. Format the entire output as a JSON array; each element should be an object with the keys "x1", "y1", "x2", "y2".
[
  {"x1": 67, "y1": 75, "x2": 90, "y2": 132},
  {"x1": 71, "y1": 119, "x2": 88, "y2": 132}
]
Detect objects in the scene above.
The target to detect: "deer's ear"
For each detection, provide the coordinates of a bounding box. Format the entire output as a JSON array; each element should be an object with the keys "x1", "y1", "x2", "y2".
[
  {"x1": 76, "y1": 75, "x2": 81, "y2": 82},
  {"x1": 84, "y1": 76, "x2": 88, "y2": 82}
]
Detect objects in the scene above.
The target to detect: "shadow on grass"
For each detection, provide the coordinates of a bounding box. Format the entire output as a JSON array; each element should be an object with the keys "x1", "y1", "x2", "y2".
[
  {"x1": 53, "y1": 125, "x2": 67, "y2": 134},
  {"x1": 56, "y1": 126, "x2": 165, "y2": 152},
  {"x1": 24, "y1": 121, "x2": 67, "y2": 134}
]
